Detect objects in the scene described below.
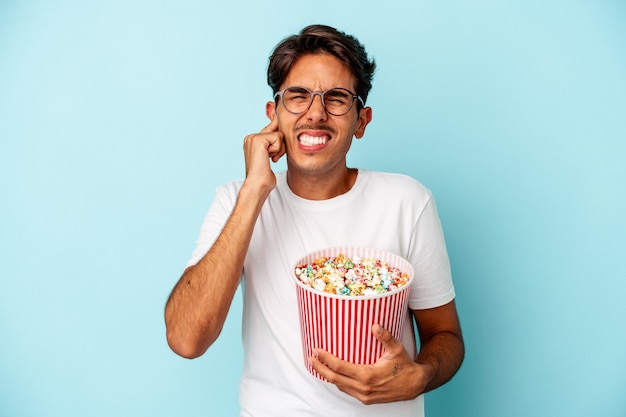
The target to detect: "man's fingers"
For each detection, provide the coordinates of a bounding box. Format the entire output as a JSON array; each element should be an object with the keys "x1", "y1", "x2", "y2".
[
  {"x1": 269, "y1": 144, "x2": 286, "y2": 163},
  {"x1": 313, "y1": 349, "x2": 362, "y2": 380},
  {"x1": 259, "y1": 116, "x2": 279, "y2": 133},
  {"x1": 311, "y1": 349, "x2": 358, "y2": 385},
  {"x1": 261, "y1": 118, "x2": 284, "y2": 162},
  {"x1": 372, "y1": 324, "x2": 404, "y2": 355}
]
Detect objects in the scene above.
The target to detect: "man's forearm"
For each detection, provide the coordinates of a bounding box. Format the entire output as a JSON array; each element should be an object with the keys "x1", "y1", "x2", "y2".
[
  {"x1": 164, "y1": 185, "x2": 268, "y2": 358},
  {"x1": 415, "y1": 330, "x2": 465, "y2": 393}
]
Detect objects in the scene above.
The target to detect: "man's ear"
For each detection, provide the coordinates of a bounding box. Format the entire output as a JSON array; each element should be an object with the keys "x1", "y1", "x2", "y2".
[
  {"x1": 266, "y1": 101, "x2": 276, "y2": 121},
  {"x1": 354, "y1": 106, "x2": 373, "y2": 139}
]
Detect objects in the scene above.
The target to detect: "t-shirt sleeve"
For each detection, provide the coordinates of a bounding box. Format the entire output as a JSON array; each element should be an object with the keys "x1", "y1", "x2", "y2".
[
  {"x1": 185, "y1": 182, "x2": 240, "y2": 268},
  {"x1": 407, "y1": 192, "x2": 455, "y2": 310}
]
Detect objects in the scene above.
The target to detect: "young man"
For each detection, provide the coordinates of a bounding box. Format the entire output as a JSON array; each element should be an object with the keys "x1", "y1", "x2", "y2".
[{"x1": 165, "y1": 24, "x2": 464, "y2": 416}]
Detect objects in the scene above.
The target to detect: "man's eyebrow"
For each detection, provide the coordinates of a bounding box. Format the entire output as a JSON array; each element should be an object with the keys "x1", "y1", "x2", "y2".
[
  {"x1": 288, "y1": 86, "x2": 310, "y2": 93},
  {"x1": 326, "y1": 89, "x2": 350, "y2": 96}
]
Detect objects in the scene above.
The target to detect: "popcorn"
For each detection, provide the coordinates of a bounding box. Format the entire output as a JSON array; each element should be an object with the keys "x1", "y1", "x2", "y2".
[{"x1": 294, "y1": 253, "x2": 410, "y2": 296}]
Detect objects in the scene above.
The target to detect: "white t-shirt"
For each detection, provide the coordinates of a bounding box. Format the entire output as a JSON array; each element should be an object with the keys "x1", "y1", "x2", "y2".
[{"x1": 187, "y1": 170, "x2": 455, "y2": 417}]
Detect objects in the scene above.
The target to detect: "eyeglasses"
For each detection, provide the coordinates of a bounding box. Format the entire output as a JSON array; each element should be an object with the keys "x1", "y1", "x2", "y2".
[{"x1": 274, "y1": 86, "x2": 365, "y2": 116}]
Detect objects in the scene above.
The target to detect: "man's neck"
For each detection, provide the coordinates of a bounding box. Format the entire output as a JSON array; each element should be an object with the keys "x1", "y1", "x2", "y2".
[{"x1": 286, "y1": 167, "x2": 358, "y2": 200}]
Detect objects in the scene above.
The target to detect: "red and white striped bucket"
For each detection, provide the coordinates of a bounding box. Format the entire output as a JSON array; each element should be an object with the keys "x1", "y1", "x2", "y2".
[{"x1": 294, "y1": 247, "x2": 414, "y2": 381}]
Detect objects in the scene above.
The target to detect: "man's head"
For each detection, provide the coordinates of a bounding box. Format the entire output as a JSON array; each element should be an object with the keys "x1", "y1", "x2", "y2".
[
  {"x1": 267, "y1": 25, "x2": 376, "y2": 108},
  {"x1": 264, "y1": 26, "x2": 375, "y2": 191}
]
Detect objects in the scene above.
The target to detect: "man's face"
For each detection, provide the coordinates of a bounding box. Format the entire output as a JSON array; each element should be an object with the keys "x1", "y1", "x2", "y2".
[{"x1": 266, "y1": 53, "x2": 372, "y2": 180}]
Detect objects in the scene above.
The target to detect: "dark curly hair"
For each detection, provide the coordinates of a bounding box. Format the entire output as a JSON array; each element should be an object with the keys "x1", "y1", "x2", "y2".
[{"x1": 267, "y1": 25, "x2": 376, "y2": 108}]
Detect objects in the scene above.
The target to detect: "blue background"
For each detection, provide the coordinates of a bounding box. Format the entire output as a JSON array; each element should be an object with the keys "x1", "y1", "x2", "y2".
[{"x1": 1, "y1": 1, "x2": 625, "y2": 416}]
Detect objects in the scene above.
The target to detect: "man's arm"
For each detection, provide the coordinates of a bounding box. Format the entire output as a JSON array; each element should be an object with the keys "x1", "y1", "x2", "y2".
[
  {"x1": 164, "y1": 118, "x2": 284, "y2": 359},
  {"x1": 411, "y1": 300, "x2": 464, "y2": 393},
  {"x1": 164, "y1": 187, "x2": 268, "y2": 359},
  {"x1": 311, "y1": 300, "x2": 464, "y2": 404}
]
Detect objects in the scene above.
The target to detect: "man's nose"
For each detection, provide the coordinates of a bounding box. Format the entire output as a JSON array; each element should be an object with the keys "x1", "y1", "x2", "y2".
[{"x1": 306, "y1": 92, "x2": 328, "y2": 120}]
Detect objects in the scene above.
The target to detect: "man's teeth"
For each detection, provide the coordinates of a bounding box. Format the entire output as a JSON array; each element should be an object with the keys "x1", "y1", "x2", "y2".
[{"x1": 299, "y1": 134, "x2": 328, "y2": 146}]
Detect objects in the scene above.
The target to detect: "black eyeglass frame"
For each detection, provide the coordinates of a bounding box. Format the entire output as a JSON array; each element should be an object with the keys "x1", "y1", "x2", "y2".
[{"x1": 273, "y1": 86, "x2": 365, "y2": 116}]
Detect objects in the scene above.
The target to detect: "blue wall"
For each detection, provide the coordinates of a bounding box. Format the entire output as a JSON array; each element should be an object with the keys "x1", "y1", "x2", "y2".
[{"x1": 1, "y1": 1, "x2": 625, "y2": 416}]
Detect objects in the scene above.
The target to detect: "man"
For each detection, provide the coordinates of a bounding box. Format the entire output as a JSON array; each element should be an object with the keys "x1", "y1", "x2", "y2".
[{"x1": 165, "y1": 24, "x2": 464, "y2": 416}]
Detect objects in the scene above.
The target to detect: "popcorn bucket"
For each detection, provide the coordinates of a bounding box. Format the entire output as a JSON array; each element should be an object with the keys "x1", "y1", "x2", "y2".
[{"x1": 293, "y1": 247, "x2": 414, "y2": 380}]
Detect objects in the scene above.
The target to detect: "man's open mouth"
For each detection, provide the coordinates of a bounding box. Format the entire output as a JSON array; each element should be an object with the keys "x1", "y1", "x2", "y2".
[{"x1": 298, "y1": 134, "x2": 330, "y2": 146}]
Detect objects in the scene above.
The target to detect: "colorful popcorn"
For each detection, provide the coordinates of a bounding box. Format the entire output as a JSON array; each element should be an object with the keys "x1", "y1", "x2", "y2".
[{"x1": 294, "y1": 253, "x2": 410, "y2": 296}]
